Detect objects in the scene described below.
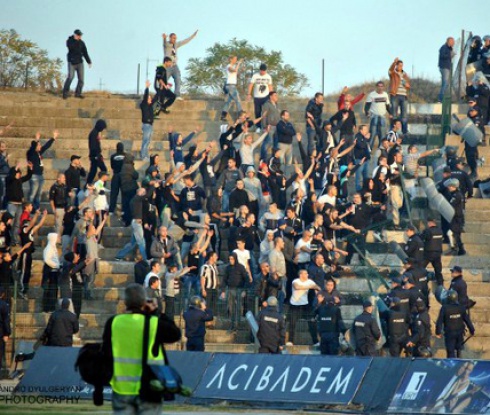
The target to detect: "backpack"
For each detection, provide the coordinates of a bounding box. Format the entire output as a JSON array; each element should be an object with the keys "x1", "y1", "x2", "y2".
[{"x1": 75, "y1": 343, "x2": 112, "y2": 406}]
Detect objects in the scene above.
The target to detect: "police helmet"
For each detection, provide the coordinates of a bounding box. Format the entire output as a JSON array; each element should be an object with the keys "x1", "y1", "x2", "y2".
[
  {"x1": 447, "y1": 289, "x2": 458, "y2": 304},
  {"x1": 417, "y1": 346, "x2": 433, "y2": 358},
  {"x1": 190, "y1": 296, "x2": 202, "y2": 308}
]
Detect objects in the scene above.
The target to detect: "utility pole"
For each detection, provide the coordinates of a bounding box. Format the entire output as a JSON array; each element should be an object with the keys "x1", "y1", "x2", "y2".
[
  {"x1": 322, "y1": 59, "x2": 325, "y2": 95},
  {"x1": 99, "y1": 78, "x2": 105, "y2": 90}
]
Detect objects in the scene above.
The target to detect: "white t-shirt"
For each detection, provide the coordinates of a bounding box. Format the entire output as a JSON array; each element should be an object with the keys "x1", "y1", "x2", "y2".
[
  {"x1": 233, "y1": 248, "x2": 251, "y2": 270},
  {"x1": 290, "y1": 278, "x2": 317, "y2": 306},
  {"x1": 250, "y1": 73, "x2": 272, "y2": 98},
  {"x1": 366, "y1": 91, "x2": 390, "y2": 116},
  {"x1": 226, "y1": 64, "x2": 238, "y2": 84},
  {"x1": 317, "y1": 194, "x2": 336, "y2": 206},
  {"x1": 295, "y1": 238, "x2": 311, "y2": 263}
]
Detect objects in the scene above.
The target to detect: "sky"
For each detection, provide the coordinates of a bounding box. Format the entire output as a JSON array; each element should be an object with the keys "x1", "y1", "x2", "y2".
[{"x1": 1, "y1": 0, "x2": 488, "y2": 97}]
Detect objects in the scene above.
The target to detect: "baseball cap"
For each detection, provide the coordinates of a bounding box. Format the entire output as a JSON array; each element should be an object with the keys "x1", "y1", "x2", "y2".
[
  {"x1": 442, "y1": 166, "x2": 452, "y2": 173},
  {"x1": 450, "y1": 266, "x2": 462, "y2": 273},
  {"x1": 74, "y1": 29, "x2": 83, "y2": 36},
  {"x1": 70, "y1": 155, "x2": 81, "y2": 161},
  {"x1": 362, "y1": 300, "x2": 373, "y2": 308},
  {"x1": 259, "y1": 63, "x2": 267, "y2": 71}
]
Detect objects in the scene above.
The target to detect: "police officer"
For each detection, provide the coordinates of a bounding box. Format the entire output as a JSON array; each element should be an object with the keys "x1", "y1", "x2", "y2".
[
  {"x1": 445, "y1": 178, "x2": 466, "y2": 256},
  {"x1": 436, "y1": 290, "x2": 475, "y2": 358},
  {"x1": 0, "y1": 287, "x2": 11, "y2": 373},
  {"x1": 315, "y1": 291, "x2": 346, "y2": 355},
  {"x1": 402, "y1": 273, "x2": 425, "y2": 314},
  {"x1": 387, "y1": 275, "x2": 411, "y2": 318},
  {"x1": 384, "y1": 297, "x2": 411, "y2": 357},
  {"x1": 407, "y1": 299, "x2": 432, "y2": 357},
  {"x1": 404, "y1": 225, "x2": 424, "y2": 267},
  {"x1": 353, "y1": 300, "x2": 381, "y2": 357},
  {"x1": 449, "y1": 266, "x2": 475, "y2": 310},
  {"x1": 404, "y1": 258, "x2": 430, "y2": 308},
  {"x1": 451, "y1": 158, "x2": 473, "y2": 202},
  {"x1": 421, "y1": 217, "x2": 444, "y2": 286},
  {"x1": 257, "y1": 296, "x2": 286, "y2": 354},
  {"x1": 183, "y1": 296, "x2": 214, "y2": 352}
]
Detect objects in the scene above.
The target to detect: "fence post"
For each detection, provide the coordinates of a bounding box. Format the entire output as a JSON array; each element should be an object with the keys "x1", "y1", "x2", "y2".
[
  {"x1": 24, "y1": 63, "x2": 29, "y2": 89},
  {"x1": 137, "y1": 63, "x2": 140, "y2": 95}
]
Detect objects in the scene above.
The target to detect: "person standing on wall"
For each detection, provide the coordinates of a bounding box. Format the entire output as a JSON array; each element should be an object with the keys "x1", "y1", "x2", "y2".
[
  {"x1": 438, "y1": 37, "x2": 455, "y2": 103},
  {"x1": 221, "y1": 56, "x2": 244, "y2": 121},
  {"x1": 62, "y1": 29, "x2": 92, "y2": 99},
  {"x1": 162, "y1": 30, "x2": 199, "y2": 100}
]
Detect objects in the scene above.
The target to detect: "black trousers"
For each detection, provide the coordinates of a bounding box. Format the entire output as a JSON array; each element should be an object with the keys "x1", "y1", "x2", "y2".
[
  {"x1": 187, "y1": 336, "x2": 205, "y2": 352},
  {"x1": 109, "y1": 173, "x2": 121, "y2": 213},
  {"x1": 87, "y1": 156, "x2": 107, "y2": 184},
  {"x1": 320, "y1": 332, "x2": 340, "y2": 355},
  {"x1": 253, "y1": 96, "x2": 269, "y2": 119},
  {"x1": 156, "y1": 88, "x2": 176, "y2": 110},
  {"x1": 423, "y1": 254, "x2": 443, "y2": 285}
]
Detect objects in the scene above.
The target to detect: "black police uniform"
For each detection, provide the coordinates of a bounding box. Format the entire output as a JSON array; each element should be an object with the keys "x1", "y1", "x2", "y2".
[
  {"x1": 183, "y1": 306, "x2": 214, "y2": 352},
  {"x1": 409, "y1": 308, "x2": 432, "y2": 356},
  {"x1": 257, "y1": 306, "x2": 286, "y2": 354},
  {"x1": 408, "y1": 266, "x2": 430, "y2": 307},
  {"x1": 386, "y1": 307, "x2": 411, "y2": 357},
  {"x1": 388, "y1": 286, "x2": 412, "y2": 318},
  {"x1": 436, "y1": 303, "x2": 475, "y2": 358},
  {"x1": 315, "y1": 302, "x2": 346, "y2": 355},
  {"x1": 0, "y1": 297, "x2": 11, "y2": 368},
  {"x1": 353, "y1": 310, "x2": 381, "y2": 356},
  {"x1": 448, "y1": 189, "x2": 466, "y2": 254},
  {"x1": 404, "y1": 234, "x2": 424, "y2": 267},
  {"x1": 449, "y1": 275, "x2": 469, "y2": 309},
  {"x1": 421, "y1": 225, "x2": 444, "y2": 285}
]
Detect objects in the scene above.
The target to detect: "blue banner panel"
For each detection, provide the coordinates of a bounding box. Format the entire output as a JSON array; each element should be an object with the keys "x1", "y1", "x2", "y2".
[
  {"x1": 193, "y1": 353, "x2": 372, "y2": 405},
  {"x1": 388, "y1": 359, "x2": 490, "y2": 414},
  {"x1": 353, "y1": 356, "x2": 411, "y2": 412}
]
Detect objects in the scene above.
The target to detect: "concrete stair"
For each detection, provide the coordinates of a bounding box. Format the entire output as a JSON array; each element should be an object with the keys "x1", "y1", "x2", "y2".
[{"x1": 2, "y1": 90, "x2": 489, "y2": 360}]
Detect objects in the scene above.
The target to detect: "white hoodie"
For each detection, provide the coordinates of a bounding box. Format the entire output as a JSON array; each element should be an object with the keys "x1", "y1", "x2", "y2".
[{"x1": 43, "y1": 233, "x2": 60, "y2": 269}]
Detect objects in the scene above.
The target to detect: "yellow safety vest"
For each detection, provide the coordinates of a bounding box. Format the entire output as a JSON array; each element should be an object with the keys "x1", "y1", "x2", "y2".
[{"x1": 110, "y1": 313, "x2": 163, "y2": 395}]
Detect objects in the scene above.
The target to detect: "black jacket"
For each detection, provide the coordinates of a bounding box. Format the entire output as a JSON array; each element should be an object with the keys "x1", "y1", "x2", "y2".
[
  {"x1": 257, "y1": 306, "x2": 286, "y2": 351},
  {"x1": 276, "y1": 120, "x2": 297, "y2": 144},
  {"x1": 88, "y1": 120, "x2": 107, "y2": 158},
  {"x1": 0, "y1": 153, "x2": 10, "y2": 176},
  {"x1": 111, "y1": 151, "x2": 126, "y2": 175},
  {"x1": 65, "y1": 165, "x2": 86, "y2": 190},
  {"x1": 449, "y1": 275, "x2": 469, "y2": 308},
  {"x1": 305, "y1": 98, "x2": 323, "y2": 128},
  {"x1": 316, "y1": 303, "x2": 346, "y2": 334},
  {"x1": 421, "y1": 225, "x2": 443, "y2": 256},
  {"x1": 45, "y1": 309, "x2": 79, "y2": 347},
  {"x1": 183, "y1": 306, "x2": 213, "y2": 338},
  {"x1": 5, "y1": 167, "x2": 32, "y2": 203},
  {"x1": 222, "y1": 256, "x2": 248, "y2": 289},
  {"x1": 404, "y1": 234, "x2": 424, "y2": 266},
  {"x1": 26, "y1": 139, "x2": 54, "y2": 175},
  {"x1": 119, "y1": 160, "x2": 139, "y2": 193},
  {"x1": 66, "y1": 35, "x2": 92, "y2": 65},
  {"x1": 353, "y1": 311, "x2": 381, "y2": 346},
  {"x1": 130, "y1": 194, "x2": 146, "y2": 221},
  {"x1": 436, "y1": 303, "x2": 474, "y2": 336},
  {"x1": 140, "y1": 88, "x2": 154, "y2": 125},
  {"x1": 49, "y1": 182, "x2": 68, "y2": 208}
]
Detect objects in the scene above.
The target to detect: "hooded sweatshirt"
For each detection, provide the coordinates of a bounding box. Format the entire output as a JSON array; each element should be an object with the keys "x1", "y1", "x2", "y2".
[
  {"x1": 43, "y1": 233, "x2": 60, "y2": 270},
  {"x1": 110, "y1": 142, "x2": 126, "y2": 174},
  {"x1": 221, "y1": 253, "x2": 248, "y2": 289},
  {"x1": 88, "y1": 120, "x2": 107, "y2": 158},
  {"x1": 170, "y1": 132, "x2": 195, "y2": 163},
  {"x1": 26, "y1": 139, "x2": 55, "y2": 175}
]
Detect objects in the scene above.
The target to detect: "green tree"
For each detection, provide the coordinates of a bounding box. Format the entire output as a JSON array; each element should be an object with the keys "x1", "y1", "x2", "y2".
[
  {"x1": 0, "y1": 29, "x2": 63, "y2": 90},
  {"x1": 185, "y1": 38, "x2": 308, "y2": 97}
]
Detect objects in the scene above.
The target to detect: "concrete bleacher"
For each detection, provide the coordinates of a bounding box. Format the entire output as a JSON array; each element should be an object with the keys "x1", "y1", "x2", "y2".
[{"x1": 1, "y1": 90, "x2": 490, "y2": 360}]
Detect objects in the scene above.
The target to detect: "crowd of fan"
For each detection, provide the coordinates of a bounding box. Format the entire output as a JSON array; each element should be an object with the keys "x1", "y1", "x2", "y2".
[{"x1": 0, "y1": 33, "x2": 488, "y2": 357}]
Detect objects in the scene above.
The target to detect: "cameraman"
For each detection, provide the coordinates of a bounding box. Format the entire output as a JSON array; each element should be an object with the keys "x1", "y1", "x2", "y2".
[{"x1": 102, "y1": 284, "x2": 180, "y2": 413}]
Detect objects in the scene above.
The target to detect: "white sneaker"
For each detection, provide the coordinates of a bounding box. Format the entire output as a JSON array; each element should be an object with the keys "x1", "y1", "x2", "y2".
[
  {"x1": 285, "y1": 342, "x2": 293, "y2": 347},
  {"x1": 176, "y1": 97, "x2": 184, "y2": 101},
  {"x1": 313, "y1": 342, "x2": 320, "y2": 347}
]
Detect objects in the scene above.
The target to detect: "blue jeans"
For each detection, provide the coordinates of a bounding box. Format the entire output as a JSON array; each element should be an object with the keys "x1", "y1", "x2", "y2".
[
  {"x1": 222, "y1": 190, "x2": 231, "y2": 212},
  {"x1": 141, "y1": 123, "x2": 153, "y2": 159},
  {"x1": 183, "y1": 274, "x2": 201, "y2": 301},
  {"x1": 260, "y1": 126, "x2": 276, "y2": 161},
  {"x1": 62, "y1": 62, "x2": 85, "y2": 97},
  {"x1": 28, "y1": 174, "x2": 44, "y2": 211},
  {"x1": 166, "y1": 65, "x2": 182, "y2": 96},
  {"x1": 390, "y1": 95, "x2": 408, "y2": 134},
  {"x1": 438, "y1": 68, "x2": 451, "y2": 102},
  {"x1": 223, "y1": 85, "x2": 242, "y2": 113},
  {"x1": 355, "y1": 159, "x2": 369, "y2": 192},
  {"x1": 369, "y1": 115, "x2": 387, "y2": 148},
  {"x1": 116, "y1": 220, "x2": 147, "y2": 260},
  {"x1": 306, "y1": 125, "x2": 317, "y2": 156}
]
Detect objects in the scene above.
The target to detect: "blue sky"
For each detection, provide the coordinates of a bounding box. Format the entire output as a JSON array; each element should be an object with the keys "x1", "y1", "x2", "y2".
[{"x1": 2, "y1": 0, "x2": 488, "y2": 96}]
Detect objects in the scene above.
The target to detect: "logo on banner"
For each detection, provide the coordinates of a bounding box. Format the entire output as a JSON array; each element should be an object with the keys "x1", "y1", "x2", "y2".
[{"x1": 401, "y1": 372, "x2": 427, "y2": 400}]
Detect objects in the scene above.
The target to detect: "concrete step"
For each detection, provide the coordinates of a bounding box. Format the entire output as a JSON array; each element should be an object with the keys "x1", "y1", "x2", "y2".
[
  {"x1": 367, "y1": 253, "x2": 490, "y2": 269},
  {"x1": 31, "y1": 259, "x2": 135, "y2": 275}
]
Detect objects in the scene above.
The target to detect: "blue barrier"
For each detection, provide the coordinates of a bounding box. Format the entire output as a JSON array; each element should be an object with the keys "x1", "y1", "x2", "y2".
[{"x1": 193, "y1": 353, "x2": 371, "y2": 405}]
